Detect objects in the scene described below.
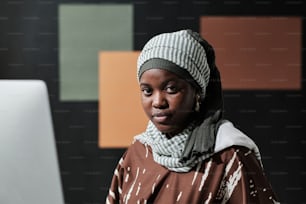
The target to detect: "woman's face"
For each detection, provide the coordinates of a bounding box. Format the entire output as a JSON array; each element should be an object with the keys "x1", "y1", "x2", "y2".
[{"x1": 139, "y1": 68, "x2": 197, "y2": 136}]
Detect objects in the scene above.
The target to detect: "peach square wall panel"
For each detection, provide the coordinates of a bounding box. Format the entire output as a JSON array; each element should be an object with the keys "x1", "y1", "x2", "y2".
[
  {"x1": 99, "y1": 51, "x2": 148, "y2": 148},
  {"x1": 200, "y1": 16, "x2": 302, "y2": 90}
]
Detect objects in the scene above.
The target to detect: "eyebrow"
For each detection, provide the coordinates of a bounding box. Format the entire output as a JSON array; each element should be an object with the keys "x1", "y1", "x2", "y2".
[
  {"x1": 140, "y1": 79, "x2": 179, "y2": 86},
  {"x1": 139, "y1": 82, "x2": 150, "y2": 86}
]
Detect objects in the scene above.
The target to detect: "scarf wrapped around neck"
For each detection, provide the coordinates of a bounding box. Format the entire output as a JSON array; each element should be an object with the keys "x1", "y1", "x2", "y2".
[
  {"x1": 135, "y1": 109, "x2": 223, "y2": 172},
  {"x1": 135, "y1": 114, "x2": 262, "y2": 172}
]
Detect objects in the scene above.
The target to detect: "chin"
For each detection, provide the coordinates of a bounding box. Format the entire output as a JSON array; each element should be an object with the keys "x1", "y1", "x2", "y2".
[{"x1": 154, "y1": 124, "x2": 181, "y2": 136}]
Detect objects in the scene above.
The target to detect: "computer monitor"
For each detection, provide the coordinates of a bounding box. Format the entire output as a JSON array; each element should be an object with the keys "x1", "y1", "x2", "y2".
[{"x1": 0, "y1": 80, "x2": 64, "y2": 204}]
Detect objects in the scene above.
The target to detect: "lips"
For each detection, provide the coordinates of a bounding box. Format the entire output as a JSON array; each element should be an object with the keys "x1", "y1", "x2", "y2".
[{"x1": 152, "y1": 112, "x2": 171, "y2": 123}]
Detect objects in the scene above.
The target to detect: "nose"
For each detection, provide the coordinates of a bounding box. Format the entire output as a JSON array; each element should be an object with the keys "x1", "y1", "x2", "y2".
[{"x1": 152, "y1": 91, "x2": 168, "y2": 109}]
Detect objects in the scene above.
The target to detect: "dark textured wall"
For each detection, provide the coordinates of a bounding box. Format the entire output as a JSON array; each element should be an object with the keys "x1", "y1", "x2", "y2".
[{"x1": 0, "y1": 0, "x2": 305, "y2": 203}]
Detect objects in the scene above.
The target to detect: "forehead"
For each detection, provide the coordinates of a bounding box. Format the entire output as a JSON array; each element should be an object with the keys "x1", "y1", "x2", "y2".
[
  {"x1": 139, "y1": 68, "x2": 199, "y2": 90},
  {"x1": 139, "y1": 68, "x2": 185, "y2": 84}
]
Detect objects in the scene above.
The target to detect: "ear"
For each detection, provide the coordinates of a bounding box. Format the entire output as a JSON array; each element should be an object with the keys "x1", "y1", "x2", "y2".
[{"x1": 194, "y1": 93, "x2": 201, "y2": 112}]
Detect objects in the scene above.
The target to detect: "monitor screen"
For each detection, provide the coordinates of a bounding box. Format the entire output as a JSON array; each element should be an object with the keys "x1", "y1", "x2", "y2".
[{"x1": 0, "y1": 80, "x2": 64, "y2": 204}]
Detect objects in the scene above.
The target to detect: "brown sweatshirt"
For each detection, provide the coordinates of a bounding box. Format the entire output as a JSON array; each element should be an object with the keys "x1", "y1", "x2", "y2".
[{"x1": 106, "y1": 140, "x2": 279, "y2": 204}]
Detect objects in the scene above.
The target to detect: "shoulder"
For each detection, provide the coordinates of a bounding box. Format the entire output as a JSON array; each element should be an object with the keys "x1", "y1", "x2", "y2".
[
  {"x1": 215, "y1": 121, "x2": 262, "y2": 162},
  {"x1": 128, "y1": 139, "x2": 149, "y2": 156},
  {"x1": 120, "y1": 139, "x2": 154, "y2": 167},
  {"x1": 215, "y1": 121, "x2": 255, "y2": 150},
  {"x1": 215, "y1": 146, "x2": 263, "y2": 172},
  {"x1": 217, "y1": 146, "x2": 257, "y2": 160}
]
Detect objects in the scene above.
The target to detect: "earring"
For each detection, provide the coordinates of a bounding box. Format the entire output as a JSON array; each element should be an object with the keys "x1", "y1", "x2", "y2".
[{"x1": 195, "y1": 95, "x2": 201, "y2": 112}]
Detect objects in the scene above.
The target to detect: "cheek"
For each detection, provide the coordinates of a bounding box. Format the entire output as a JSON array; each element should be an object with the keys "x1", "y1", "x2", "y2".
[
  {"x1": 180, "y1": 99, "x2": 194, "y2": 111},
  {"x1": 140, "y1": 97, "x2": 151, "y2": 115},
  {"x1": 171, "y1": 94, "x2": 195, "y2": 111}
]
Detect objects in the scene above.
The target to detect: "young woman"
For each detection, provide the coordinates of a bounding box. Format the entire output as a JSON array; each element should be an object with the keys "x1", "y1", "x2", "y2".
[{"x1": 106, "y1": 30, "x2": 279, "y2": 204}]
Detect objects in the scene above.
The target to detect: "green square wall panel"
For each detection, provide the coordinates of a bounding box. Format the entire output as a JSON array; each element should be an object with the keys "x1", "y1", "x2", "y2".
[{"x1": 59, "y1": 4, "x2": 133, "y2": 101}]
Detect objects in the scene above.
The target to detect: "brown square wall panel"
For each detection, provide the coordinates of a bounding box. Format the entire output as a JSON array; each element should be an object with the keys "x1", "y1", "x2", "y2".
[{"x1": 200, "y1": 16, "x2": 302, "y2": 90}]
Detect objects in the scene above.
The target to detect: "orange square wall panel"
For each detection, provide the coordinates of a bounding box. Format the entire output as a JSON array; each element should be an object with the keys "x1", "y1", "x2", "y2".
[
  {"x1": 99, "y1": 51, "x2": 148, "y2": 148},
  {"x1": 200, "y1": 16, "x2": 302, "y2": 90}
]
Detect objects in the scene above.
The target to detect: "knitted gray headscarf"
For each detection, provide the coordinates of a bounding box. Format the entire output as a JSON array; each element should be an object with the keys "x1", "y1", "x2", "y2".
[
  {"x1": 137, "y1": 29, "x2": 210, "y2": 98},
  {"x1": 135, "y1": 29, "x2": 224, "y2": 172}
]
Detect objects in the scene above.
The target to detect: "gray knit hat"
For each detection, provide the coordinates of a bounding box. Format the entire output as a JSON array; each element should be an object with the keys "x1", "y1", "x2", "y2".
[{"x1": 137, "y1": 29, "x2": 210, "y2": 97}]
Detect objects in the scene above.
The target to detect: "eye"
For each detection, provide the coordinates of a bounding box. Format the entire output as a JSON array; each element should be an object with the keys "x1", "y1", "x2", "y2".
[
  {"x1": 165, "y1": 85, "x2": 178, "y2": 94},
  {"x1": 141, "y1": 87, "x2": 152, "y2": 96}
]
